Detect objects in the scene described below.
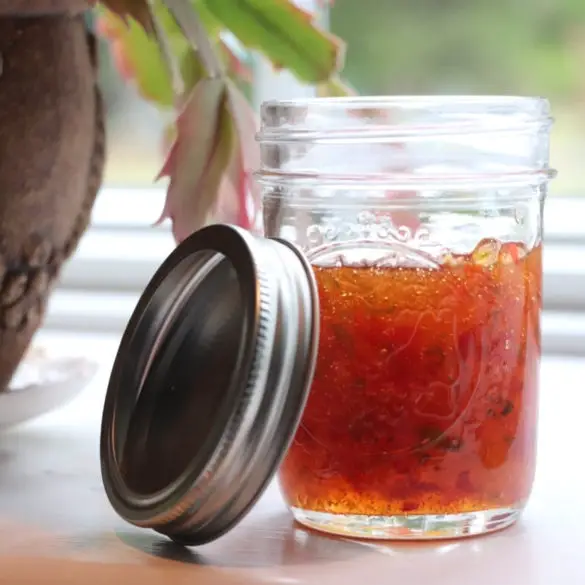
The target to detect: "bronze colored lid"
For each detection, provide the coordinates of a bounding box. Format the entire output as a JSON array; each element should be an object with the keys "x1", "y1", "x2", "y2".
[{"x1": 100, "y1": 225, "x2": 320, "y2": 546}]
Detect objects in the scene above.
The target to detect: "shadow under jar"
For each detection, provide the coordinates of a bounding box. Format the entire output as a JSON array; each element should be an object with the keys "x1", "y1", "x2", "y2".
[{"x1": 257, "y1": 96, "x2": 554, "y2": 540}]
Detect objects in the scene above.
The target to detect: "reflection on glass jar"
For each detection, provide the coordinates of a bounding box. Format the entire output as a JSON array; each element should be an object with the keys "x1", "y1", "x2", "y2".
[{"x1": 257, "y1": 96, "x2": 553, "y2": 540}]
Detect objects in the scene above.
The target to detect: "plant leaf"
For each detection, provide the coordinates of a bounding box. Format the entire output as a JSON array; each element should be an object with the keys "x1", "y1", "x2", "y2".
[
  {"x1": 180, "y1": 43, "x2": 250, "y2": 94},
  {"x1": 199, "y1": 0, "x2": 345, "y2": 83},
  {"x1": 95, "y1": 0, "x2": 154, "y2": 33},
  {"x1": 317, "y1": 76, "x2": 357, "y2": 97},
  {"x1": 157, "y1": 77, "x2": 235, "y2": 241},
  {"x1": 97, "y1": 1, "x2": 254, "y2": 107},
  {"x1": 220, "y1": 41, "x2": 253, "y2": 84},
  {"x1": 220, "y1": 81, "x2": 261, "y2": 231},
  {"x1": 180, "y1": 47, "x2": 207, "y2": 92},
  {"x1": 97, "y1": 7, "x2": 176, "y2": 106},
  {"x1": 156, "y1": 75, "x2": 261, "y2": 241}
]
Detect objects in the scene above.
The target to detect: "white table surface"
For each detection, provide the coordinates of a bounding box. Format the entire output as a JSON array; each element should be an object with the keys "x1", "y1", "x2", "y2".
[{"x1": 0, "y1": 330, "x2": 583, "y2": 585}]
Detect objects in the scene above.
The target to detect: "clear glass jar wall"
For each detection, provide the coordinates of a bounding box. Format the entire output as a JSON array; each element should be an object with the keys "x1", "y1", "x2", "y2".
[{"x1": 256, "y1": 96, "x2": 554, "y2": 540}]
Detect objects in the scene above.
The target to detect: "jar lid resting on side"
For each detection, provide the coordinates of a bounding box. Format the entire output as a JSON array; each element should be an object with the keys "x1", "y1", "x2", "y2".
[{"x1": 100, "y1": 224, "x2": 319, "y2": 546}]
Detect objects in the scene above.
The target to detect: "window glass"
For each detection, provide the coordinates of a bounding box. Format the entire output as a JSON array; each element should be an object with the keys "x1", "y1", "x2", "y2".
[
  {"x1": 97, "y1": 38, "x2": 166, "y2": 186},
  {"x1": 330, "y1": 0, "x2": 585, "y2": 196}
]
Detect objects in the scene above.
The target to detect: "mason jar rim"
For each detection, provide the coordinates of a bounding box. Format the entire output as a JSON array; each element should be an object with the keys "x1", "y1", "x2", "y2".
[
  {"x1": 262, "y1": 94, "x2": 550, "y2": 115},
  {"x1": 261, "y1": 95, "x2": 549, "y2": 108},
  {"x1": 256, "y1": 95, "x2": 555, "y2": 193},
  {"x1": 258, "y1": 95, "x2": 552, "y2": 143}
]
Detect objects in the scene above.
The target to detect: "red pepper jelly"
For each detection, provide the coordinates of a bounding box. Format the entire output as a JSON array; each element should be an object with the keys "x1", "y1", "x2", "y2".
[{"x1": 279, "y1": 239, "x2": 541, "y2": 537}]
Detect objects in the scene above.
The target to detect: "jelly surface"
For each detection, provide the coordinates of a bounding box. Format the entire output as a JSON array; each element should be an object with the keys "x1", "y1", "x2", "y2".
[{"x1": 279, "y1": 240, "x2": 541, "y2": 516}]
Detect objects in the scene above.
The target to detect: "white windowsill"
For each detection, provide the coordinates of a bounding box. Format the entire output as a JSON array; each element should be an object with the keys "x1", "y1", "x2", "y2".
[{"x1": 7, "y1": 326, "x2": 585, "y2": 583}]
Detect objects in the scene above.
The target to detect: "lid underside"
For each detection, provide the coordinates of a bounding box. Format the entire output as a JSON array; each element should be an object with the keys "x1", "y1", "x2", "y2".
[{"x1": 100, "y1": 225, "x2": 319, "y2": 545}]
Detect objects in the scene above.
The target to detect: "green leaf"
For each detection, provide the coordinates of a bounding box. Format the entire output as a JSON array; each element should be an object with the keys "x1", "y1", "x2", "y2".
[
  {"x1": 180, "y1": 48, "x2": 207, "y2": 92},
  {"x1": 97, "y1": 1, "x2": 244, "y2": 108},
  {"x1": 157, "y1": 0, "x2": 223, "y2": 40},
  {"x1": 199, "y1": 0, "x2": 345, "y2": 84},
  {"x1": 317, "y1": 76, "x2": 357, "y2": 97},
  {"x1": 98, "y1": 6, "x2": 176, "y2": 106},
  {"x1": 190, "y1": 0, "x2": 223, "y2": 36},
  {"x1": 180, "y1": 43, "x2": 253, "y2": 96},
  {"x1": 96, "y1": 0, "x2": 154, "y2": 33}
]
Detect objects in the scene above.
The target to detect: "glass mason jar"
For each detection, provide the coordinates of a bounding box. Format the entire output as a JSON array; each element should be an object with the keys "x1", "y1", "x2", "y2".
[{"x1": 256, "y1": 96, "x2": 554, "y2": 540}]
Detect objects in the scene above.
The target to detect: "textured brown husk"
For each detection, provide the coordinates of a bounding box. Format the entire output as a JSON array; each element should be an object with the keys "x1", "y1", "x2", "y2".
[
  {"x1": 0, "y1": 13, "x2": 105, "y2": 391},
  {"x1": 0, "y1": 1, "x2": 89, "y2": 16}
]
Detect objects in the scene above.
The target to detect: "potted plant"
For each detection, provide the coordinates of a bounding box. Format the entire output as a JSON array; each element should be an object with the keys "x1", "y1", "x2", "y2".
[{"x1": 0, "y1": 0, "x2": 349, "y2": 390}]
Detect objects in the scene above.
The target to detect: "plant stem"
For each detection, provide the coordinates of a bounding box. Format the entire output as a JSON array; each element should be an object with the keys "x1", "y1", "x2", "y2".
[
  {"x1": 163, "y1": 0, "x2": 224, "y2": 79},
  {"x1": 147, "y1": 0, "x2": 184, "y2": 98},
  {"x1": 317, "y1": 76, "x2": 357, "y2": 98}
]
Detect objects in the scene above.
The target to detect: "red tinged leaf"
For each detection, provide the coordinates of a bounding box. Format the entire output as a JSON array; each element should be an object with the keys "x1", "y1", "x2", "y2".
[
  {"x1": 220, "y1": 82, "x2": 261, "y2": 231},
  {"x1": 384, "y1": 138, "x2": 418, "y2": 231},
  {"x1": 93, "y1": 0, "x2": 154, "y2": 33},
  {"x1": 96, "y1": 7, "x2": 177, "y2": 105},
  {"x1": 220, "y1": 41, "x2": 253, "y2": 84},
  {"x1": 156, "y1": 77, "x2": 229, "y2": 242},
  {"x1": 97, "y1": 16, "x2": 136, "y2": 80},
  {"x1": 156, "y1": 77, "x2": 260, "y2": 242}
]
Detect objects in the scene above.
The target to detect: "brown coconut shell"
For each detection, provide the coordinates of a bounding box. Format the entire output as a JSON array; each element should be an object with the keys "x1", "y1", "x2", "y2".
[
  {"x1": 0, "y1": 14, "x2": 105, "y2": 391},
  {"x1": 0, "y1": 1, "x2": 89, "y2": 16}
]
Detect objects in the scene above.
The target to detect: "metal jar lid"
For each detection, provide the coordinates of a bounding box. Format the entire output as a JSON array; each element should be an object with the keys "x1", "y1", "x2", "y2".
[{"x1": 100, "y1": 224, "x2": 320, "y2": 546}]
